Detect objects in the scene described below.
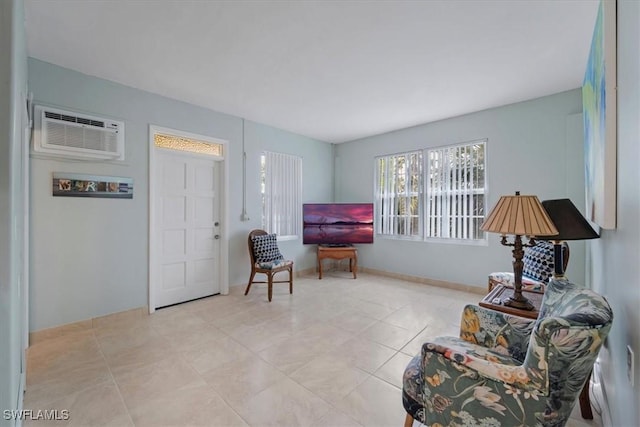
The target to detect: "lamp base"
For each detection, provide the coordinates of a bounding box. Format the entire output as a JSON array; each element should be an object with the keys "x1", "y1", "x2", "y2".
[{"x1": 503, "y1": 295, "x2": 535, "y2": 311}]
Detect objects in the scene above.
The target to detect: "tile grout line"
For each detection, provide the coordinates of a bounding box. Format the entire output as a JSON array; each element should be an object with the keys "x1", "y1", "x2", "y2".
[
  {"x1": 148, "y1": 318, "x2": 256, "y2": 427},
  {"x1": 91, "y1": 328, "x2": 137, "y2": 427},
  {"x1": 24, "y1": 273, "x2": 533, "y2": 427}
]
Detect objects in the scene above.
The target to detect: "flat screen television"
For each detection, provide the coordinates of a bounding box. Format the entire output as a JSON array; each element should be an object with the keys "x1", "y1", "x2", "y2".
[{"x1": 303, "y1": 203, "x2": 374, "y2": 245}]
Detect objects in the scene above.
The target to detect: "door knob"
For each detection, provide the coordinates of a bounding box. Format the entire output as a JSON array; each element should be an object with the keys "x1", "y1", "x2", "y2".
[{"x1": 214, "y1": 235, "x2": 220, "y2": 239}]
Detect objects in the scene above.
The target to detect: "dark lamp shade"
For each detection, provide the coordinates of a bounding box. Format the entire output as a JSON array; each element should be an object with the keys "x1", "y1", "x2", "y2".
[
  {"x1": 538, "y1": 199, "x2": 600, "y2": 241},
  {"x1": 481, "y1": 193, "x2": 558, "y2": 236}
]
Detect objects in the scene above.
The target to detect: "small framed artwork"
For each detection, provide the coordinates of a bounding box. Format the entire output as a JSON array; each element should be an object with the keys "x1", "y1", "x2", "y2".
[
  {"x1": 52, "y1": 173, "x2": 133, "y2": 199},
  {"x1": 583, "y1": 0, "x2": 617, "y2": 229}
]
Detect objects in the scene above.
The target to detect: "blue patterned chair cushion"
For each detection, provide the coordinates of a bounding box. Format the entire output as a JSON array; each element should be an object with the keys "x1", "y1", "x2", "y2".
[
  {"x1": 521, "y1": 240, "x2": 555, "y2": 282},
  {"x1": 255, "y1": 259, "x2": 293, "y2": 270},
  {"x1": 251, "y1": 233, "x2": 284, "y2": 264}
]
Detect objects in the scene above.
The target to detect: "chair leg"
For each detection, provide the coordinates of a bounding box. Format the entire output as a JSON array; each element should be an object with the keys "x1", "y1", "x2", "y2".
[
  {"x1": 244, "y1": 270, "x2": 256, "y2": 296},
  {"x1": 268, "y1": 273, "x2": 273, "y2": 302},
  {"x1": 289, "y1": 267, "x2": 293, "y2": 294},
  {"x1": 403, "y1": 413, "x2": 414, "y2": 427}
]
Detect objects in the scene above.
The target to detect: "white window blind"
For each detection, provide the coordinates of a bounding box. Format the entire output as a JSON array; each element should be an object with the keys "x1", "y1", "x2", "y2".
[
  {"x1": 374, "y1": 140, "x2": 486, "y2": 242},
  {"x1": 261, "y1": 151, "x2": 302, "y2": 237},
  {"x1": 425, "y1": 141, "x2": 485, "y2": 240},
  {"x1": 375, "y1": 151, "x2": 422, "y2": 237}
]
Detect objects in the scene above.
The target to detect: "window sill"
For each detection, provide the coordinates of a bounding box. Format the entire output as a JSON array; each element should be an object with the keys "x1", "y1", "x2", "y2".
[
  {"x1": 424, "y1": 237, "x2": 488, "y2": 247},
  {"x1": 375, "y1": 234, "x2": 488, "y2": 246}
]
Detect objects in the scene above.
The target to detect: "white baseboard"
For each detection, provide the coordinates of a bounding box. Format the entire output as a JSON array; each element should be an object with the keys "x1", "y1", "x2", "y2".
[
  {"x1": 591, "y1": 355, "x2": 613, "y2": 427},
  {"x1": 29, "y1": 306, "x2": 148, "y2": 345},
  {"x1": 15, "y1": 371, "x2": 25, "y2": 427},
  {"x1": 360, "y1": 267, "x2": 486, "y2": 295}
]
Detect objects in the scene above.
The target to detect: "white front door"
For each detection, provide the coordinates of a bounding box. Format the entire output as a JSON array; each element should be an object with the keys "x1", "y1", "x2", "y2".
[{"x1": 154, "y1": 149, "x2": 221, "y2": 308}]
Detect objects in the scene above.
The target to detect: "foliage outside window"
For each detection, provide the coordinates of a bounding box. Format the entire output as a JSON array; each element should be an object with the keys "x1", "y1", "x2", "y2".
[
  {"x1": 261, "y1": 151, "x2": 302, "y2": 238},
  {"x1": 375, "y1": 140, "x2": 486, "y2": 242},
  {"x1": 375, "y1": 151, "x2": 422, "y2": 237}
]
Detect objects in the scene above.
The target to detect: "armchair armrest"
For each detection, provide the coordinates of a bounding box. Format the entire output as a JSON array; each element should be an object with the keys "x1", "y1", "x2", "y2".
[
  {"x1": 421, "y1": 338, "x2": 547, "y2": 394},
  {"x1": 459, "y1": 305, "x2": 536, "y2": 363}
]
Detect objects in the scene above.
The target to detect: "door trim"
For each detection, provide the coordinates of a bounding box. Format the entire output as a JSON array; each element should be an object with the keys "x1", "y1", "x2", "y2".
[{"x1": 148, "y1": 125, "x2": 229, "y2": 314}]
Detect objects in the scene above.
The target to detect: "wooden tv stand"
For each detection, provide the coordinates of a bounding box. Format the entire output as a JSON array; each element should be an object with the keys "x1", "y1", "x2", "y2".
[{"x1": 317, "y1": 245, "x2": 357, "y2": 279}]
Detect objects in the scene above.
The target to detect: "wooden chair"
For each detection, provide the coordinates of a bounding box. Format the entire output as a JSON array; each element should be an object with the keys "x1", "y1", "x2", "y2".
[{"x1": 244, "y1": 229, "x2": 293, "y2": 302}]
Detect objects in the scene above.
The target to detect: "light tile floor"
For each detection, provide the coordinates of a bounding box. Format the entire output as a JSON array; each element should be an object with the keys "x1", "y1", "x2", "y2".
[{"x1": 24, "y1": 272, "x2": 602, "y2": 426}]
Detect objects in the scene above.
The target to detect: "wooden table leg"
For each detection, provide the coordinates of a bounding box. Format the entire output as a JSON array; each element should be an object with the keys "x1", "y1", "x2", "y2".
[
  {"x1": 318, "y1": 256, "x2": 323, "y2": 279},
  {"x1": 352, "y1": 252, "x2": 357, "y2": 279},
  {"x1": 579, "y1": 371, "x2": 593, "y2": 419}
]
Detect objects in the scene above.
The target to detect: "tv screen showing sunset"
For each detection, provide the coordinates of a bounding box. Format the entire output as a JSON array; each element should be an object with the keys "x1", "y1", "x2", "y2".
[{"x1": 303, "y1": 203, "x2": 374, "y2": 244}]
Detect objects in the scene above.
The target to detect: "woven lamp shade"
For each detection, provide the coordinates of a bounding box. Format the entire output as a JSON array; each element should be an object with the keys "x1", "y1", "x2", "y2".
[{"x1": 481, "y1": 193, "x2": 558, "y2": 237}]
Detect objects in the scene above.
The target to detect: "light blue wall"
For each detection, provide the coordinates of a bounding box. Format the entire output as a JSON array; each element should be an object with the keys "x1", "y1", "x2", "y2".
[
  {"x1": 335, "y1": 90, "x2": 586, "y2": 288},
  {"x1": 241, "y1": 120, "x2": 334, "y2": 267},
  {"x1": 0, "y1": 0, "x2": 28, "y2": 424},
  {"x1": 28, "y1": 59, "x2": 333, "y2": 331},
  {"x1": 590, "y1": 1, "x2": 640, "y2": 425}
]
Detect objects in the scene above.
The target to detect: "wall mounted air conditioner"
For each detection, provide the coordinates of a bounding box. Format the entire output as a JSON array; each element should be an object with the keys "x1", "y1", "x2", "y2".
[{"x1": 33, "y1": 105, "x2": 125, "y2": 160}]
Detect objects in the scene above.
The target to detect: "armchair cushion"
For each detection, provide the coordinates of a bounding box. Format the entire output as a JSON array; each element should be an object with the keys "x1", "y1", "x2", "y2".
[
  {"x1": 251, "y1": 233, "x2": 284, "y2": 263},
  {"x1": 460, "y1": 305, "x2": 535, "y2": 363}
]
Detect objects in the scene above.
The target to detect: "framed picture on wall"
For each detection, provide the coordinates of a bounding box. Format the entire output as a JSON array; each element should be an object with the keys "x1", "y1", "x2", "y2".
[
  {"x1": 582, "y1": 0, "x2": 617, "y2": 229},
  {"x1": 52, "y1": 173, "x2": 133, "y2": 199}
]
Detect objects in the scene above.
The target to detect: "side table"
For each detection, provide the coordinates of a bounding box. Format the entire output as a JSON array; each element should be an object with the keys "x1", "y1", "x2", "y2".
[
  {"x1": 479, "y1": 284, "x2": 543, "y2": 319},
  {"x1": 317, "y1": 245, "x2": 357, "y2": 279},
  {"x1": 479, "y1": 284, "x2": 593, "y2": 420}
]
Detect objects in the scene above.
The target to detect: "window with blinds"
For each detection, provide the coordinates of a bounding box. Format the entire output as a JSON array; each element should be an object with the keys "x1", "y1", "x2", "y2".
[
  {"x1": 425, "y1": 141, "x2": 486, "y2": 240},
  {"x1": 261, "y1": 151, "x2": 302, "y2": 238},
  {"x1": 374, "y1": 140, "x2": 486, "y2": 242},
  {"x1": 375, "y1": 151, "x2": 422, "y2": 237}
]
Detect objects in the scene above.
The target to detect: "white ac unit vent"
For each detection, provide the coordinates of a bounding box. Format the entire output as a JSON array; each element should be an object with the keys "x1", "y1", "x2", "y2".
[{"x1": 34, "y1": 105, "x2": 125, "y2": 160}]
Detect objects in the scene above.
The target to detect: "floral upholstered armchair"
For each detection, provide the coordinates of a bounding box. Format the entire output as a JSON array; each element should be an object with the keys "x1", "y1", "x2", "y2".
[
  {"x1": 402, "y1": 279, "x2": 613, "y2": 427},
  {"x1": 487, "y1": 240, "x2": 569, "y2": 292}
]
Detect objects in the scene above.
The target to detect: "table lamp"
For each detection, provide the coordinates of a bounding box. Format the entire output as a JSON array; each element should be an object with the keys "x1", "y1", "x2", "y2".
[
  {"x1": 481, "y1": 191, "x2": 558, "y2": 310},
  {"x1": 537, "y1": 198, "x2": 600, "y2": 278}
]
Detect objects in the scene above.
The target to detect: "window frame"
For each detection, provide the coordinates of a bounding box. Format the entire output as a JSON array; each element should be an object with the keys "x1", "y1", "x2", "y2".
[{"x1": 374, "y1": 139, "x2": 487, "y2": 245}]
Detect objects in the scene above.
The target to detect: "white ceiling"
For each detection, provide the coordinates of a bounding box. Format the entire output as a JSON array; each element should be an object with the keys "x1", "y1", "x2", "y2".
[{"x1": 24, "y1": 0, "x2": 599, "y2": 143}]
